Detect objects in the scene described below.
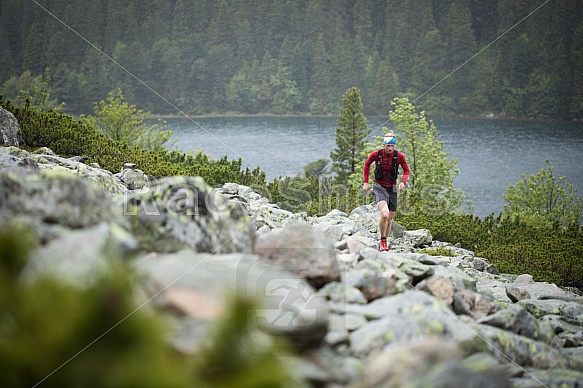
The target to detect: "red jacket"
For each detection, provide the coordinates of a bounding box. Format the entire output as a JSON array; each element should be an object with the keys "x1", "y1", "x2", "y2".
[{"x1": 363, "y1": 149, "x2": 410, "y2": 186}]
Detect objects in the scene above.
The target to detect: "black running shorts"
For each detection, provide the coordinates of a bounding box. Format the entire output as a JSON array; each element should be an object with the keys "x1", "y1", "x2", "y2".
[{"x1": 372, "y1": 184, "x2": 398, "y2": 211}]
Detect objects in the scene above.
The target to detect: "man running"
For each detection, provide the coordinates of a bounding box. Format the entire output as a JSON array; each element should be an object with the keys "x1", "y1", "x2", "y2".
[{"x1": 363, "y1": 132, "x2": 410, "y2": 251}]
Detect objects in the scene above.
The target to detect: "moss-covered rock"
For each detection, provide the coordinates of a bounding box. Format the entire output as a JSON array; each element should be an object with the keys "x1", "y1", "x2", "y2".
[
  {"x1": 124, "y1": 176, "x2": 255, "y2": 254},
  {"x1": 0, "y1": 168, "x2": 125, "y2": 231}
]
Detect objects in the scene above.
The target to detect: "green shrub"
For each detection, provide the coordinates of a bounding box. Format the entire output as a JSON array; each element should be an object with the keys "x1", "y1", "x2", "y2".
[
  {"x1": 0, "y1": 97, "x2": 266, "y2": 188},
  {"x1": 502, "y1": 160, "x2": 583, "y2": 227},
  {"x1": 398, "y1": 211, "x2": 583, "y2": 288},
  {"x1": 420, "y1": 247, "x2": 455, "y2": 257},
  {"x1": 397, "y1": 212, "x2": 494, "y2": 252}
]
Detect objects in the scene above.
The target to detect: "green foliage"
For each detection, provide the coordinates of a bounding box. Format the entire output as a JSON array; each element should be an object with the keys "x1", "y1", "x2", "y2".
[
  {"x1": 1, "y1": 68, "x2": 65, "y2": 112},
  {"x1": 0, "y1": 96, "x2": 266, "y2": 188},
  {"x1": 477, "y1": 216, "x2": 583, "y2": 288},
  {"x1": 5, "y1": 0, "x2": 581, "y2": 118},
  {"x1": 226, "y1": 58, "x2": 302, "y2": 114},
  {"x1": 81, "y1": 89, "x2": 173, "y2": 152},
  {"x1": 502, "y1": 160, "x2": 583, "y2": 227},
  {"x1": 570, "y1": 22, "x2": 583, "y2": 117},
  {"x1": 420, "y1": 247, "x2": 455, "y2": 257},
  {"x1": 304, "y1": 184, "x2": 370, "y2": 216},
  {"x1": 388, "y1": 98, "x2": 468, "y2": 214},
  {"x1": 267, "y1": 174, "x2": 317, "y2": 214},
  {"x1": 330, "y1": 87, "x2": 372, "y2": 184},
  {"x1": 397, "y1": 212, "x2": 493, "y2": 252},
  {"x1": 398, "y1": 212, "x2": 583, "y2": 288},
  {"x1": 304, "y1": 158, "x2": 331, "y2": 178},
  {"x1": 267, "y1": 170, "x2": 370, "y2": 216}
]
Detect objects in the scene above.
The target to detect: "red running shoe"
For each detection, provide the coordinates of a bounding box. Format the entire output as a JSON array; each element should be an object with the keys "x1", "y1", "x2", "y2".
[{"x1": 378, "y1": 238, "x2": 389, "y2": 251}]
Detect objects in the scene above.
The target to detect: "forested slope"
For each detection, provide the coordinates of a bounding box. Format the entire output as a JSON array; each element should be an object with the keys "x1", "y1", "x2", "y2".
[{"x1": 1, "y1": 0, "x2": 582, "y2": 119}]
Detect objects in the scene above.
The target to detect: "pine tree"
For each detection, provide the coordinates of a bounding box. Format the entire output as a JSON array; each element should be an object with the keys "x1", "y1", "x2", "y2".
[
  {"x1": 21, "y1": 11, "x2": 46, "y2": 75},
  {"x1": 441, "y1": 0, "x2": 478, "y2": 111},
  {"x1": 569, "y1": 22, "x2": 583, "y2": 118},
  {"x1": 331, "y1": 87, "x2": 372, "y2": 184},
  {"x1": 0, "y1": 26, "x2": 16, "y2": 84},
  {"x1": 354, "y1": 0, "x2": 374, "y2": 47},
  {"x1": 309, "y1": 34, "x2": 331, "y2": 114},
  {"x1": 363, "y1": 58, "x2": 399, "y2": 115},
  {"x1": 385, "y1": 0, "x2": 430, "y2": 92},
  {"x1": 412, "y1": 29, "x2": 446, "y2": 97},
  {"x1": 329, "y1": 19, "x2": 355, "y2": 99},
  {"x1": 388, "y1": 97, "x2": 467, "y2": 215}
]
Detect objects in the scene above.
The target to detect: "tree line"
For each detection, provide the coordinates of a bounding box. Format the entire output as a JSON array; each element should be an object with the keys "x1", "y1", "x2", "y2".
[{"x1": 1, "y1": 0, "x2": 583, "y2": 119}]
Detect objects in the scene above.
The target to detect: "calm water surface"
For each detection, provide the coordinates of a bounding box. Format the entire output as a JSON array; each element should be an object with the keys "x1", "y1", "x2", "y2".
[{"x1": 167, "y1": 116, "x2": 583, "y2": 218}]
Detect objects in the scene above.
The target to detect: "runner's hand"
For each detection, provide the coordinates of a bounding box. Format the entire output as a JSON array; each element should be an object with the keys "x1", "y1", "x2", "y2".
[{"x1": 363, "y1": 182, "x2": 371, "y2": 194}]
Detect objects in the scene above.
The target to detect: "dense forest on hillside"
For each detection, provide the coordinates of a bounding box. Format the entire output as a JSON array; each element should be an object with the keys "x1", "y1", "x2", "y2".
[{"x1": 1, "y1": 0, "x2": 583, "y2": 119}]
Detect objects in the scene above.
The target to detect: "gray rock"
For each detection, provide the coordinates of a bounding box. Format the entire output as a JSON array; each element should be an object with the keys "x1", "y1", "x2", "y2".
[
  {"x1": 511, "y1": 368, "x2": 583, "y2": 388},
  {"x1": 1, "y1": 147, "x2": 43, "y2": 171},
  {"x1": 254, "y1": 224, "x2": 341, "y2": 289},
  {"x1": 17, "y1": 157, "x2": 39, "y2": 171},
  {"x1": 558, "y1": 330, "x2": 583, "y2": 348},
  {"x1": 423, "y1": 265, "x2": 478, "y2": 292},
  {"x1": 344, "y1": 268, "x2": 396, "y2": 301},
  {"x1": 506, "y1": 285, "x2": 532, "y2": 302},
  {"x1": 124, "y1": 176, "x2": 255, "y2": 254},
  {"x1": 477, "y1": 304, "x2": 554, "y2": 344},
  {"x1": 514, "y1": 274, "x2": 535, "y2": 284},
  {"x1": 0, "y1": 107, "x2": 20, "y2": 147},
  {"x1": 326, "y1": 313, "x2": 358, "y2": 346},
  {"x1": 133, "y1": 250, "x2": 328, "y2": 352},
  {"x1": 517, "y1": 299, "x2": 583, "y2": 319},
  {"x1": 0, "y1": 168, "x2": 125, "y2": 230},
  {"x1": 416, "y1": 277, "x2": 455, "y2": 306},
  {"x1": 476, "y1": 324, "x2": 580, "y2": 370},
  {"x1": 417, "y1": 254, "x2": 450, "y2": 266},
  {"x1": 540, "y1": 314, "x2": 583, "y2": 338},
  {"x1": 344, "y1": 234, "x2": 377, "y2": 254},
  {"x1": 21, "y1": 222, "x2": 139, "y2": 286},
  {"x1": 32, "y1": 146, "x2": 57, "y2": 156},
  {"x1": 0, "y1": 146, "x2": 22, "y2": 169},
  {"x1": 357, "y1": 337, "x2": 509, "y2": 388},
  {"x1": 398, "y1": 257, "x2": 435, "y2": 285},
  {"x1": 313, "y1": 222, "x2": 346, "y2": 241},
  {"x1": 317, "y1": 282, "x2": 368, "y2": 304},
  {"x1": 117, "y1": 166, "x2": 149, "y2": 190},
  {"x1": 420, "y1": 352, "x2": 512, "y2": 388},
  {"x1": 217, "y1": 182, "x2": 304, "y2": 231},
  {"x1": 347, "y1": 291, "x2": 476, "y2": 357},
  {"x1": 452, "y1": 288, "x2": 498, "y2": 318},
  {"x1": 348, "y1": 204, "x2": 405, "y2": 238},
  {"x1": 403, "y1": 228, "x2": 433, "y2": 247},
  {"x1": 470, "y1": 257, "x2": 490, "y2": 271},
  {"x1": 510, "y1": 282, "x2": 577, "y2": 301},
  {"x1": 1, "y1": 147, "x2": 128, "y2": 194}
]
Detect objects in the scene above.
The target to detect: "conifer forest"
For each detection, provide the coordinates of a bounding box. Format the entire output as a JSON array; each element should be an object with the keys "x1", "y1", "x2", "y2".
[{"x1": 1, "y1": 0, "x2": 583, "y2": 119}]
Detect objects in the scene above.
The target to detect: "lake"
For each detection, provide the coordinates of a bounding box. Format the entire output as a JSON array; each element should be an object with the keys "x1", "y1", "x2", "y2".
[{"x1": 166, "y1": 116, "x2": 583, "y2": 218}]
